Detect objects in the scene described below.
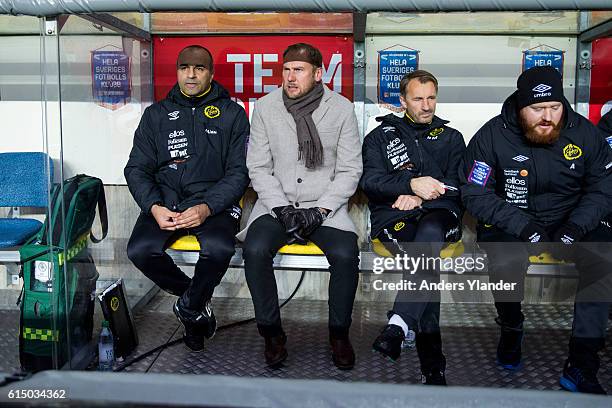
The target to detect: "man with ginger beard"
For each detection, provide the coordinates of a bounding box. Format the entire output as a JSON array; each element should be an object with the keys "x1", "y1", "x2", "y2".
[{"x1": 459, "y1": 66, "x2": 612, "y2": 394}]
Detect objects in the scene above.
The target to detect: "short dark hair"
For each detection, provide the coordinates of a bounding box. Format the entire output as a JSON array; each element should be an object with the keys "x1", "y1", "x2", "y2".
[
  {"x1": 399, "y1": 70, "x2": 439, "y2": 97},
  {"x1": 177, "y1": 45, "x2": 214, "y2": 71},
  {"x1": 282, "y1": 43, "x2": 323, "y2": 68}
]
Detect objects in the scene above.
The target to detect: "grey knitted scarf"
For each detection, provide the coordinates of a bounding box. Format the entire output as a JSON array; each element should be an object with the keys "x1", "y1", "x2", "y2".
[{"x1": 283, "y1": 82, "x2": 324, "y2": 169}]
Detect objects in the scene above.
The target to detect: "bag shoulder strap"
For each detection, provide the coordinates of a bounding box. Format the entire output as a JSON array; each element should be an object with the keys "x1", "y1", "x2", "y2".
[{"x1": 89, "y1": 183, "x2": 108, "y2": 243}]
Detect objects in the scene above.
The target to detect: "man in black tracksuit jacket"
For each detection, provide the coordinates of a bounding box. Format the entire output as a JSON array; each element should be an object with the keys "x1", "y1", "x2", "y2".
[
  {"x1": 597, "y1": 110, "x2": 612, "y2": 233},
  {"x1": 598, "y1": 109, "x2": 612, "y2": 136},
  {"x1": 125, "y1": 45, "x2": 249, "y2": 351},
  {"x1": 361, "y1": 70, "x2": 466, "y2": 385},
  {"x1": 459, "y1": 66, "x2": 612, "y2": 394}
]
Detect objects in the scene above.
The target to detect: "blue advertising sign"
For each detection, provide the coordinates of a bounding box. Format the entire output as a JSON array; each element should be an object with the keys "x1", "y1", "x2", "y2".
[
  {"x1": 378, "y1": 50, "x2": 419, "y2": 106},
  {"x1": 91, "y1": 50, "x2": 131, "y2": 109},
  {"x1": 522, "y1": 50, "x2": 564, "y2": 77}
]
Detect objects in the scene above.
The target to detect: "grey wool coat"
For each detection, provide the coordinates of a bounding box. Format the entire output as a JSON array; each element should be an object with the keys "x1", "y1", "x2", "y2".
[{"x1": 236, "y1": 85, "x2": 363, "y2": 241}]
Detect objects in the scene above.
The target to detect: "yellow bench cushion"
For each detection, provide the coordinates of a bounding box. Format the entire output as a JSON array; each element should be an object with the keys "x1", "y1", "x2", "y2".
[
  {"x1": 440, "y1": 241, "x2": 465, "y2": 258},
  {"x1": 528, "y1": 252, "x2": 564, "y2": 264},
  {"x1": 169, "y1": 198, "x2": 245, "y2": 251},
  {"x1": 371, "y1": 238, "x2": 392, "y2": 257},
  {"x1": 278, "y1": 241, "x2": 324, "y2": 255},
  {"x1": 169, "y1": 234, "x2": 201, "y2": 251},
  {"x1": 169, "y1": 234, "x2": 324, "y2": 255},
  {"x1": 371, "y1": 238, "x2": 465, "y2": 259}
]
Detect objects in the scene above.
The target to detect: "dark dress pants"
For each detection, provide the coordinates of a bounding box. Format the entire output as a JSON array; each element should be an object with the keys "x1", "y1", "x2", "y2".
[
  {"x1": 243, "y1": 214, "x2": 359, "y2": 338},
  {"x1": 127, "y1": 211, "x2": 238, "y2": 311}
]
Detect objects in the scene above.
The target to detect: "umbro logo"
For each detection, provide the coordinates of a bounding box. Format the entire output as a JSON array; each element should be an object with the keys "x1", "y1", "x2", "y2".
[
  {"x1": 532, "y1": 84, "x2": 552, "y2": 93},
  {"x1": 383, "y1": 126, "x2": 395, "y2": 133},
  {"x1": 512, "y1": 155, "x2": 529, "y2": 162},
  {"x1": 168, "y1": 111, "x2": 180, "y2": 121},
  {"x1": 528, "y1": 232, "x2": 541, "y2": 243}
]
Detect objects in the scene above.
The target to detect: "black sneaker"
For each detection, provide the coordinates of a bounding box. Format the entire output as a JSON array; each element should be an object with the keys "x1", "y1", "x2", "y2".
[
  {"x1": 372, "y1": 324, "x2": 405, "y2": 361},
  {"x1": 421, "y1": 369, "x2": 447, "y2": 385},
  {"x1": 560, "y1": 360, "x2": 606, "y2": 395},
  {"x1": 173, "y1": 299, "x2": 217, "y2": 352},
  {"x1": 495, "y1": 317, "x2": 523, "y2": 370}
]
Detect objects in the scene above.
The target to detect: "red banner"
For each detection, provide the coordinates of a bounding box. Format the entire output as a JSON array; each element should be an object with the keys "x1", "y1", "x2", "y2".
[
  {"x1": 153, "y1": 35, "x2": 354, "y2": 117},
  {"x1": 589, "y1": 37, "x2": 612, "y2": 124}
]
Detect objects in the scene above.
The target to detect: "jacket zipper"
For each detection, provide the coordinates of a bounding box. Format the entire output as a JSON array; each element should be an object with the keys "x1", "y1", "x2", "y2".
[
  {"x1": 414, "y1": 135, "x2": 424, "y2": 176},
  {"x1": 192, "y1": 107, "x2": 196, "y2": 151},
  {"x1": 530, "y1": 146, "x2": 538, "y2": 213}
]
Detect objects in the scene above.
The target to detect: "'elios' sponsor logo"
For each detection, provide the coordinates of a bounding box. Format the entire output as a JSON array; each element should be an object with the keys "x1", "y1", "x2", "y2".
[
  {"x1": 387, "y1": 137, "x2": 401, "y2": 150},
  {"x1": 506, "y1": 176, "x2": 526, "y2": 186},
  {"x1": 168, "y1": 129, "x2": 185, "y2": 139}
]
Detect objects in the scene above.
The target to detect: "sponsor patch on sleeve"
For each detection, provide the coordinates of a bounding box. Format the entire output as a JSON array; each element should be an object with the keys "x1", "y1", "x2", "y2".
[
  {"x1": 468, "y1": 160, "x2": 492, "y2": 186},
  {"x1": 228, "y1": 205, "x2": 242, "y2": 220},
  {"x1": 606, "y1": 135, "x2": 612, "y2": 149}
]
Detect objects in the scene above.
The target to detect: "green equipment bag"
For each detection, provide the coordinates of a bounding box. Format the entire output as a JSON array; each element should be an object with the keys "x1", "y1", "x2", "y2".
[{"x1": 18, "y1": 174, "x2": 107, "y2": 372}]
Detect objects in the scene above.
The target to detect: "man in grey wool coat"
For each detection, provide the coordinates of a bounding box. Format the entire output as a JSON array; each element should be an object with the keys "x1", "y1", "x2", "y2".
[{"x1": 237, "y1": 43, "x2": 362, "y2": 370}]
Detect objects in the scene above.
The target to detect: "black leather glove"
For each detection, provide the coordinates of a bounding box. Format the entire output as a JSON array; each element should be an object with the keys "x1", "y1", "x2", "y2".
[
  {"x1": 519, "y1": 221, "x2": 550, "y2": 256},
  {"x1": 297, "y1": 208, "x2": 325, "y2": 237},
  {"x1": 272, "y1": 206, "x2": 307, "y2": 245},
  {"x1": 286, "y1": 209, "x2": 307, "y2": 245},
  {"x1": 549, "y1": 222, "x2": 583, "y2": 261}
]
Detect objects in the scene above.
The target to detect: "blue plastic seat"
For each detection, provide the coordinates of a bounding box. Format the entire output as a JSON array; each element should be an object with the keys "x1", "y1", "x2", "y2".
[
  {"x1": 0, "y1": 152, "x2": 53, "y2": 249},
  {"x1": 0, "y1": 218, "x2": 43, "y2": 247}
]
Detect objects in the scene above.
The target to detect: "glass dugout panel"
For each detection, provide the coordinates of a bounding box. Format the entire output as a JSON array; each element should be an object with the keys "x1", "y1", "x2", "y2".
[
  {"x1": 39, "y1": 13, "x2": 154, "y2": 369},
  {"x1": 0, "y1": 15, "x2": 55, "y2": 371}
]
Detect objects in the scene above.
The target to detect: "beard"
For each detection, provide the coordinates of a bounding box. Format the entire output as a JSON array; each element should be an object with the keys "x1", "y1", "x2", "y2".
[
  {"x1": 406, "y1": 107, "x2": 433, "y2": 124},
  {"x1": 282, "y1": 75, "x2": 317, "y2": 100},
  {"x1": 519, "y1": 116, "x2": 562, "y2": 145}
]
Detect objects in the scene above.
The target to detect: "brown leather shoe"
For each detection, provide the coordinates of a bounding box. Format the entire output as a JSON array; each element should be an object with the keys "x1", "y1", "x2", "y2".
[
  {"x1": 264, "y1": 334, "x2": 288, "y2": 367},
  {"x1": 330, "y1": 335, "x2": 355, "y2": 370}
]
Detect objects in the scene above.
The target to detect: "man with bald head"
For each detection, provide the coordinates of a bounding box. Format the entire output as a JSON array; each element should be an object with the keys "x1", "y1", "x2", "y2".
[{"x1": 125, "y1": 45, "x2": 249, "y2": 352}]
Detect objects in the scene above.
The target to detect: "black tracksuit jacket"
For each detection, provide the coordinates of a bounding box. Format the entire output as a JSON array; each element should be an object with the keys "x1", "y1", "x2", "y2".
[
  {"x1": 124, "y1": 81, "x2": 250, "y2": 215},
  {"x1": 459, "y1": 92, "x2": 612, "y2": 238},
  {"x1": 597, "y1": 110, "x2": 612, "y2": 225},
  {"x1": 360, "y1": 113, "x2": 466, "y2": 238},
  {"x1": 598, "y1": 110, "x2": 612, "y2": 136}
]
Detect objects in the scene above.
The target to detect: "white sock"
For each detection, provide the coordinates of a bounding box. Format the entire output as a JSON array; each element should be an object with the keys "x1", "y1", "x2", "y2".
[{"x1": 388, "y1": 314, "x2": 409, "y2": 337}]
